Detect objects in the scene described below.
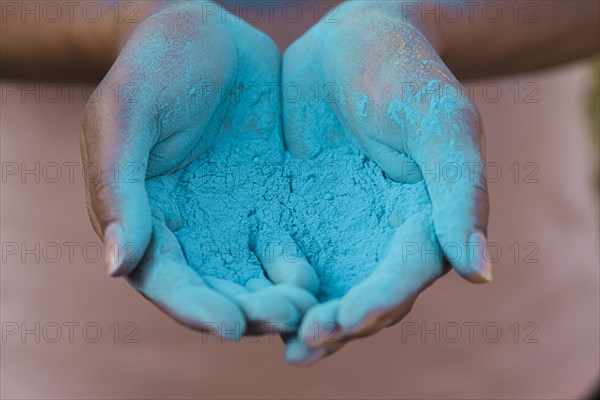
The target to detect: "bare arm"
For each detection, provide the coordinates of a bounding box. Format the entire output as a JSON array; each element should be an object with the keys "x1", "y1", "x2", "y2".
[
  {"x1": 0, "y1": 0, "x2": 167, "y2": 81},
  {"x1": 405, "y1": 0, "x2": 600, "y2": 79},
  {"x1": 2, "y1": 1, "x2": 598, "y2": 82}
]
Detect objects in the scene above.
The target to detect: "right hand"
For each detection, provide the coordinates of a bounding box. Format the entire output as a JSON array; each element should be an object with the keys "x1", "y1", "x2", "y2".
[{"x1": 80, "y1": 2, "x2": 318, "y2": 340}]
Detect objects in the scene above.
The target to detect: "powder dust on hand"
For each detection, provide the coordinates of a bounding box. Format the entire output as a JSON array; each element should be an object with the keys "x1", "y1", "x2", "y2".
[{"x1": 147, "y1": 133, "x2": 431, "y2": 302}]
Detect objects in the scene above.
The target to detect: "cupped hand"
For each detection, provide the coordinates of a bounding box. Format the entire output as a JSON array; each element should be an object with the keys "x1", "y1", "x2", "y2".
[
  {"x1": 80, "y1": 3, "x2": 318, "y2": 339},
  {"x1": 282, "y1": 1, "x2": 490, "y2": 364}
]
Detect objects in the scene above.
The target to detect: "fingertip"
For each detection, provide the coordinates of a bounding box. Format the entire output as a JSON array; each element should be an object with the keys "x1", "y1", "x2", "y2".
[
  {"x1": 336, "y1": 277, "x2": 391, "y2": 335},
  {"x1": 165, "y1": 287, "x2": 247, "y2": 341},
  {"x1": 244, "y1": 276, "x2": 274, "y2": 291},
  {"x1": 89, "y1": 163, "x2": 152, "y2": 277},
  {"x1": 266, "y1": 284, "x2": 318, "y2": 314},
  {"x1": 102, "y1": 197, "x2": 153, "y2": 277},
  {"x1": 104, "y1": 222, "x2": 128, "y2": 277},
  {"x1": 286, "y1": 264, "x2": 320, "y2": 296},
  {"x1": 205, "y1": 277, "x2": 250, "y2": 297},
  {"x1": 336, "y1": 271, "x2": 423, "y2": 337},
  {"x1": 298, "y1": 300, "x2": 342, "y2": 348},
  {"x1": 236, "y1": 290, "x2": 300, "y2": 331},
  {"x1": 262, "y1": 254, "x2": 320, "y2": 295},
  {"x1": 469, "y1": 230, "x2": 493, "y2": 282},
  {"x1": 285, "y1": 338, "x2": 346, "y2": 366},
  {"x1": 366, "y1": 142, "x2": 423, "y2": 184},
  {"x1": 450, "y1": 230, "x2": 493, "y2": 284},
  {"x1": 479, "y1": 260, "x2": 493, "y2": 283},
  {"x1": 285, "y1": 340, "x2": 328, "y2": 367},
  {"x1": 336, "y1": 211, "x2": 442, "y2": 335}
]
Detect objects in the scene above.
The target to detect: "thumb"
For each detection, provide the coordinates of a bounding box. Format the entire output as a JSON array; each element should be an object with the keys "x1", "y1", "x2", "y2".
[
  {"x1": 80, "y1": 76, "x2": 156, "y2": 277},
  {"x1": 420, "y1": 113, "x2": 491, "y2": 283},
  {"x1": 385, "y1": 84, "x2": 491, "y2": 283}
]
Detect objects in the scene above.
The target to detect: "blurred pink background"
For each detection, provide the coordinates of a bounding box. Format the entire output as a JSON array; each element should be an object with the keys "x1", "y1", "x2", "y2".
[{"x1": 1, "y1": 5, "x2": 599, "y2": 399}]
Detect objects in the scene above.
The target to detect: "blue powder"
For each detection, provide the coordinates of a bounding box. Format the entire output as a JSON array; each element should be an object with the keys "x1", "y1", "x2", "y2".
[
  {"x1": 286, "y1": 147, "x2": 430, "y2": 300},
  {"x1": 148, "y1": 135, "x2": 430, "y2": 301},
  {"x1": 140, "y1": 11, "x2": 433, "y2": 302},
  {"x1": 354, "y1": 93, "x2": 370, "y2": 120}
]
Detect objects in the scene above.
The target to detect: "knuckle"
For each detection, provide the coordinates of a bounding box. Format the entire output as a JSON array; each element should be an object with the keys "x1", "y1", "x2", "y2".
[{"x1": 88, "y1": 177, "x2": 117, "y2": 217}]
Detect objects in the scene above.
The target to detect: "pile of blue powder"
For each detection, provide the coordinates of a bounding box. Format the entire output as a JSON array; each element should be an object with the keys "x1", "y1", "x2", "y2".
[
  {"x1": 142, "y1": 27, "x2": 432, "y2": 301},
  {"x1": 148, "y1": 134, "x2": 431, "y2": 302}
]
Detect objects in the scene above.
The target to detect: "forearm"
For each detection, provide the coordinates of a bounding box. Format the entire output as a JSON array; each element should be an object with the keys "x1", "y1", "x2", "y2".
[
  {"x1": 405, "y1": 0, "x2": 600, "y2": 79},
  {"x1": 0, "y1": 1, "x2": 169, "y2": 82}
]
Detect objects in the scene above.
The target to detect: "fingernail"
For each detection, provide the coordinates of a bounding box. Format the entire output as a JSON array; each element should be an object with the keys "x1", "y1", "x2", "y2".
[
  {"x1": 104, "y1": 222, "x2": 126, "y2": 277},
  {"x1": 468, "y1": 230, "x2": 493, "y2": 283}
]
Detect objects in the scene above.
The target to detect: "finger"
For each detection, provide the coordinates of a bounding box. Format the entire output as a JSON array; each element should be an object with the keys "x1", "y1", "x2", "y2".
[
  {"x1": 256, "y1": 240, "x2": 320, "y2": 295},
  {"x1": 127, "y1": 220, "x2": 246, "y2": 341},
  {"x1": 199, "y1": 271, "x2": 316, "y2": 335},
  {"x1": 145, "y1": 178, "x2": 183, "y2": 232},
  {"x1": 236, "y1": 284, "x2": 317, "y2": 323},
  {"x1": 205, "y1": 277, "x2": 250, "y2": 297},
  {"x1": 232, "y1": 278, "x2": 317, "y2": 335},
  {"x1": 240, "y1": 284, "x2": 317, "y2": 336},
  {"x1": 252, "y1": 223, "x2": 320, "y2": 295},
  {"x1": 244, "y1": 275, "x2": 274, "y2": 291},
  {"x1": 235, "y1": 287, "x2": 302, "y2": 334},
  {"x1": 238, "y1": 284, "x2": 317, "y2": 336},
  {"x1": 285, "y1": 339, "x2": 346, "y2": 367},
  {"x1": 361, "y1": 140, "x2": 423, "y2": 184},
  {"x1": 337, "y1": 211, "x2": 443, "y2": 337},
  {"x1": 389, "y1": 89, "x2": 491, "y2": 283},
  {"x1": 205, "y1": 276, "x2": 271, "y2": 337},
  {"x1": 80, "y1": 99, "x2": 154, "y2": 277},
  {"x1": 265, "y1": 284, "x2": 318, "y2": 315},
  {"x1": 365, "y1": 24, "x2": 490, "y2": 282},
  {"x1": 297, "y1": 300, "x2": 344, "y2": 348}
]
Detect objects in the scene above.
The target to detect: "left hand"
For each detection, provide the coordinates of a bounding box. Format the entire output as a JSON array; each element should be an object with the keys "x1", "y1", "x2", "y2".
[{"x1": 281, "y1": 1, "x2": 490, "y2": 364}]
